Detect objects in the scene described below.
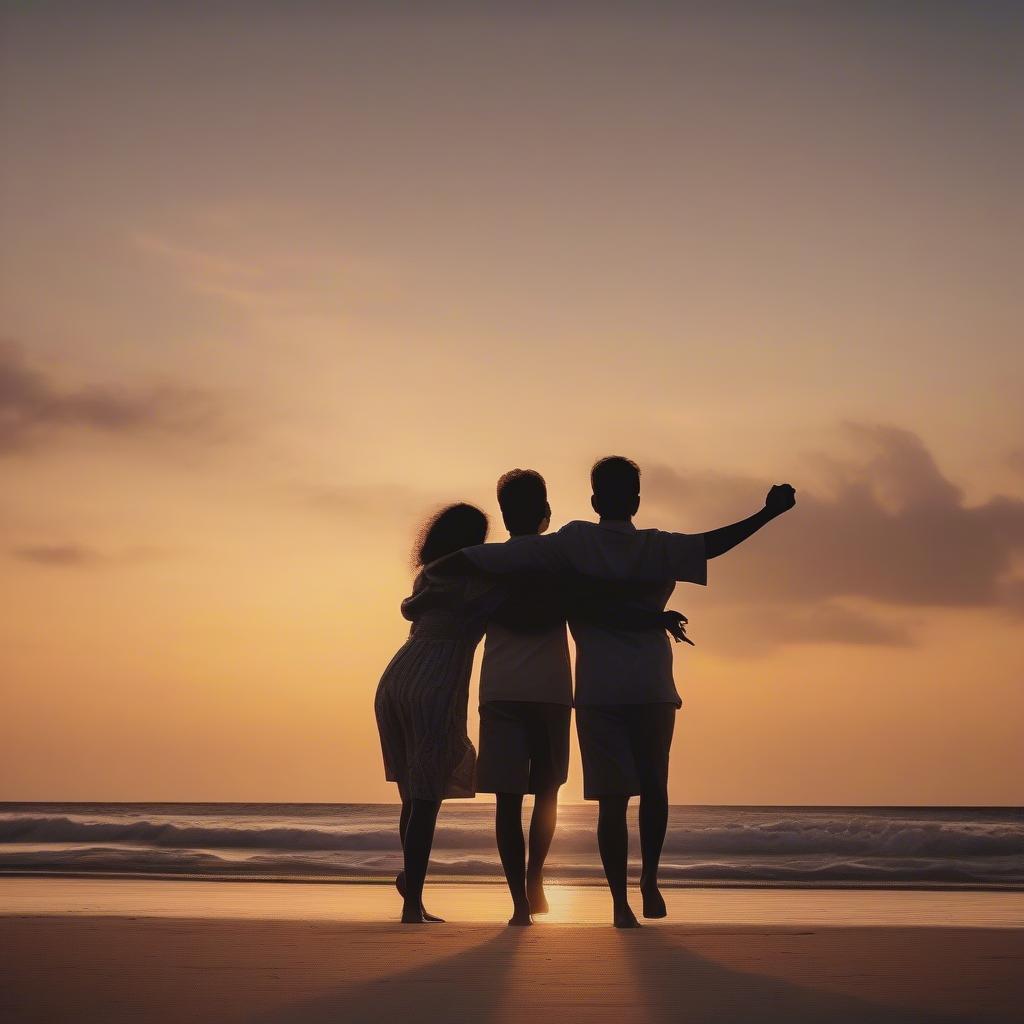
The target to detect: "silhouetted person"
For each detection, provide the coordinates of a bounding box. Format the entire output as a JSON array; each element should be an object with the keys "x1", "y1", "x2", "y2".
[
  {"x1": 477, "y1": 469, "x2": 691, "y2": 925},
  {"x1": 374, "y1": 503, "x2": 493, "y2": 923},
  {"x1": 375, "y1": 498, "x2": 691, "y2": 924},
  {"x1": 438, "y1": 457, "x2": 796, "y2": 926}
]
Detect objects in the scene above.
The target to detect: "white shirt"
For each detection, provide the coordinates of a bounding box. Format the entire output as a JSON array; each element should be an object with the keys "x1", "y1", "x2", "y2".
[
  {"x1": 479, "y1": 536, "x2": 573, "y2": 706},
  {"x1": 464, "y1": 520, "x2": 707, "y2": 706}
]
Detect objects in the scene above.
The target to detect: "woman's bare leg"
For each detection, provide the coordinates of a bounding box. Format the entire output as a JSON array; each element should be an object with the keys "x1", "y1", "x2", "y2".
[
  {"x1": 395, "y1": 799, "x2": 444, "y2": 922},
  {"x1": 400, "y1": 798, "x2": 442, "y2": 924}
]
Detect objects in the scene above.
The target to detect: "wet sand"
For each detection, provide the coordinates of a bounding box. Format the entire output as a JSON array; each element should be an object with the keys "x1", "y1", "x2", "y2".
[{"x1": 2, "y1": 880, "x2": 1023, "y2": 1023}]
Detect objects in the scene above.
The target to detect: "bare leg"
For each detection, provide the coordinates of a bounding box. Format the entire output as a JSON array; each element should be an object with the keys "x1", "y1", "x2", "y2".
[
  {"x1": 400, "y1": 798, "x2": 442, "y2": 924},
  {"x1": 526, "y1": 786, "x2": 559, "y2": 914},
  {"x1": 396, "y1": 799, "x2": 443, "y2": 922},
  {"x1": 639, "y1": 785, "x2": 669, "y2": 918},
  {"x1": 495, "y1": 793, "x2": 532, "y2": 926},
  {"x1": 597, "y1": 795, "x2": 639, "y2": 928}
]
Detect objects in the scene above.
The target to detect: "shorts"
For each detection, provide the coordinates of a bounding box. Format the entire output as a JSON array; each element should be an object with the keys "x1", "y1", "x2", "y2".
[
  {"x1": 575, "y1": 703, "x2": 676, "y2": 799},
  {"x1": 475, "y1": 701, "x2": 571, "y2": 794}
]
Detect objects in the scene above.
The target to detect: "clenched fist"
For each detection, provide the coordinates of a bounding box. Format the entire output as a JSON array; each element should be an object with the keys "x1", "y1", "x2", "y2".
[{"x1": 765, "y1": 483, "x2": 796, "y2": 516}]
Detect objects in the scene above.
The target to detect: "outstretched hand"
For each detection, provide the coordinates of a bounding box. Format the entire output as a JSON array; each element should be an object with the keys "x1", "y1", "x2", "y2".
[
  {"x1": 765, "y1": 483, "x2": 796, "y2": 517},
  {"x1": 661, "y1": 610, "x2": 694, "y2": 646}
]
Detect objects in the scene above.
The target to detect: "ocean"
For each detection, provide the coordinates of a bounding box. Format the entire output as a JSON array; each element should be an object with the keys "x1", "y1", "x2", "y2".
[{"x1": 1, "y1": 803, "x2": 1021, "y2": 889}]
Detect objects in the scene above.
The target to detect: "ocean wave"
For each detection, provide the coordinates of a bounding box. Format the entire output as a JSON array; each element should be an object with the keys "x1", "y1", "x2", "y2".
[
  {"x1": 2, "y1": 812, "x2": 1022, "y2": 860},
  {"x1": 3, "y1": 806, "x2": 1021, "y2": 889},
  {"x1": 0, "y1": 816, "x2": 407, "y2": 852},
  {"x1": 2, "y1": 845, "x2": 1021, "y2": 887}
]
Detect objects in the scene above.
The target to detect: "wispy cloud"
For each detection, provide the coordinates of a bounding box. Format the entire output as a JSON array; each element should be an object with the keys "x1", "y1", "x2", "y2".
[
  {"x1": 10, "y1": 543, "x2": 165, "y2": 569},
  {"x1": 10, "y1": 544, "x2": 103, "y2": 567},
  {"x1": 131, "y1": 233, "x2": 276, "y2": 313},
  {"x1": 132, "y1": 225, "x2": 376, "y2": 320},
  {"x1": 0, "y1": 341, "x2": 225, "y2": 454}
]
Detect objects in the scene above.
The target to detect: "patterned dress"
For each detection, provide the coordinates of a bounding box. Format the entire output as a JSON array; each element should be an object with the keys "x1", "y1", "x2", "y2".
[{"x1": 375, "y1": 572, "x2": 504, "y2": 801}]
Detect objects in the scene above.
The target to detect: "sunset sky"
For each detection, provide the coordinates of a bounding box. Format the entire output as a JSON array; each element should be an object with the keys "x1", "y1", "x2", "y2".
[{"x1": 2, "y1": 2, "x2": 1022, "y2": 805}]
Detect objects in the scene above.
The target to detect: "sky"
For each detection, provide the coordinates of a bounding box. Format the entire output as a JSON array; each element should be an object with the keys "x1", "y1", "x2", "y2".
[{"x1": 1, "y1": 1, "x2": 1022, "y2": 804}]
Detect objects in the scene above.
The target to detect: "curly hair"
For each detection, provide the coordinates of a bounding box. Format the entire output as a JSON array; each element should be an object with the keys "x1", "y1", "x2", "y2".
[{"x1": 413, "y1": 502, "x2": 489, "y2": 567}]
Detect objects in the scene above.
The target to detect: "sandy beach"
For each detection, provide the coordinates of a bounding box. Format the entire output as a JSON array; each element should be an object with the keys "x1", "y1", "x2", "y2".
[{"x1": 3, "y1": 880, "x2": 1023, "y2": 1023}]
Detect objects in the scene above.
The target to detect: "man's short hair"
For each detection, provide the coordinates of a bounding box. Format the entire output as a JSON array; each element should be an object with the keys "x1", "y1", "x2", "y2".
[
  {"x1": 497, "y1": 469, "x2": 549, "y2": 535},
  {"x1": 591, "y1": 456, "x2": 640, "y2": 519}
]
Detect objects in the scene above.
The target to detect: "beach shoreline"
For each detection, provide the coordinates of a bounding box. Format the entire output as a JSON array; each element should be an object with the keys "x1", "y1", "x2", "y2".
[
  {"x1": 3, "y1": 869, "x2": 1024, "y2": 892},
  {"x1": 3, "y1": 885, "x2": 1023, "y2": 1024}
]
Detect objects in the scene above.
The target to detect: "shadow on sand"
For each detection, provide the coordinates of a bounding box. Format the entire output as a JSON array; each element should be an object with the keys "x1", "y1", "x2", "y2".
[
  {"x1": 618, "y1": 928, "x2": 969, "y2": 1024},
  {"x1": 252, "y1": 928, "x2": 524, "y2": 1024},
  {"x1": 251, "y1": 923, "x2": 977, "y2": 1024}
]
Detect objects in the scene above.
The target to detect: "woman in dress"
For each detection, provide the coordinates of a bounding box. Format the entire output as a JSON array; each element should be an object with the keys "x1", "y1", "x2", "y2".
[{"x1": 374, "y1": 503, "x2": 498, "y2": 924}]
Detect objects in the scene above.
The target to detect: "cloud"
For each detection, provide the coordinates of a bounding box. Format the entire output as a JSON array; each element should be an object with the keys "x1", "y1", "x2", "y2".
[
  {"x1": 1002, "y1": 579, "x2": 1024, "y2": 618},
  {"x1": 642, "y1": 423, "x2": 1024, "y2": 651},
  {"x1": 10, "y1": 544, "x2": 103, "y2": 567},
  {"x1": 0, "y1": 341, "x2": 224, "y2": 454},
  {"x1": 132, "y1": 226, "x2": 387, "y2": 321},
  {"x1": 696, "y1": 603, "x2": 915, "y2": 658},
  {"x1": 10, "y1": 543, "x2": 165, "y2": 569}
]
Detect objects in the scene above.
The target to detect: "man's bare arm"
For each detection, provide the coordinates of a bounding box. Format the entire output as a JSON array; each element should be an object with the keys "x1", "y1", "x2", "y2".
[
  {"x1": 426, "y1": 532, "x2": 566, "y2": 578},
  {"x1": 425, "y1": 550, "x2": 483, "y2": 577},
  {"x1": 702, "y1": 484, "x2": 796, "y2": 559}
]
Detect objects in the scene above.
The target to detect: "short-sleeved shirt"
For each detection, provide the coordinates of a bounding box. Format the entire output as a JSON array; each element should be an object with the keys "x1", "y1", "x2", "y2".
[
  {"x1": 479, "y1": 537, "x2": 573, "y2": 707},
  {"x1": 464, "y1": 520, "x2": 707, "y2": 707}
]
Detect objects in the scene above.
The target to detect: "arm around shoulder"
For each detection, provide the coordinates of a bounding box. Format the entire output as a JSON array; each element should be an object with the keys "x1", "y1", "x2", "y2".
[{"x1": 462, "y1": 532, "x2": 568, "y2": 575}]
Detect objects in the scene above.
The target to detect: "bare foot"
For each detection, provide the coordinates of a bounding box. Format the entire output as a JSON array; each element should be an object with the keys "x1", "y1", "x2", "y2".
[
  {"x1": 396, "y1": 872, "x2": 444, "y2": 923},
  {"x1": 401, "y1": 901, "x2": 445, "y2": 924},
  {"x1": 508, "y1": 904, "x2": 534, "y2": 927},
  {"x1": 613, "y1": 904, "x2": 642, "y2": 929},
  {"x1": 641, "y1": 884, "x2": 667, "y2": 919},
  {"x1": 527, "y1": 876, "x2": 549, "y2": 915}
]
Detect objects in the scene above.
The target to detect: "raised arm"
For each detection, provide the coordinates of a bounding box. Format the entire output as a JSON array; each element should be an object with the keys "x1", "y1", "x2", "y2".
[{"x1": 702, "y1": 484, "x2": 796, "y2": 559}]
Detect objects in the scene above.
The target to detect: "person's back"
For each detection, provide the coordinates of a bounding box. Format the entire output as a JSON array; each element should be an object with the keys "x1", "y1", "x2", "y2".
[
  {"x1": 551, "y1": 519, "x2": 696, "y2": 708},
  {"x1": 478, "y1": 540, "x2": 572, "y2": 706},
  {"x1": 476, "y1": 470, "x2": 573, "y2": 925},
  {"x1": 561, "y1": 459, "x2": 703, "y2": 927}
]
